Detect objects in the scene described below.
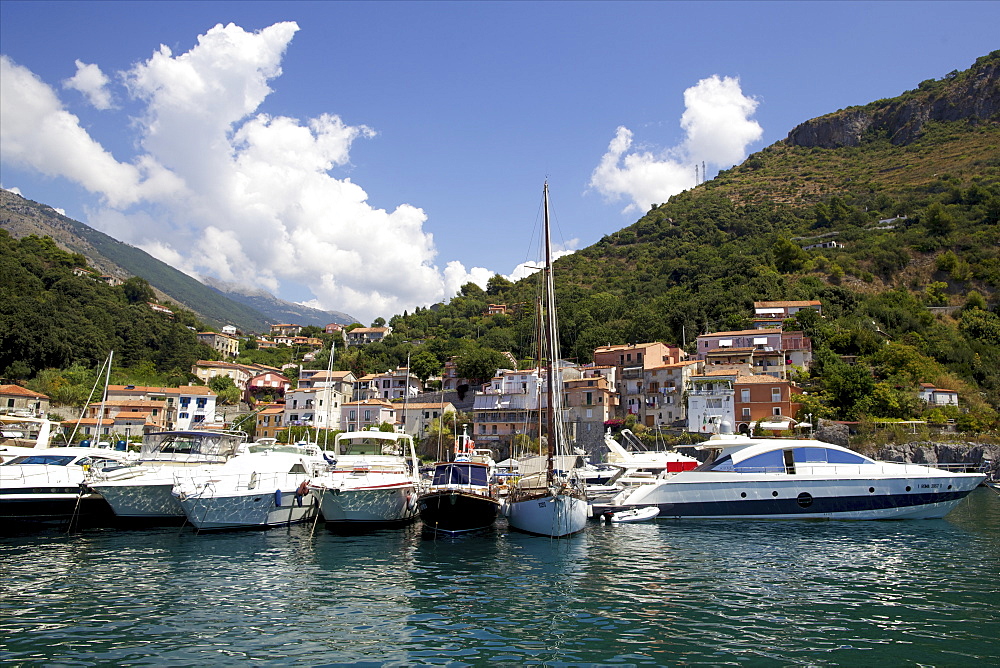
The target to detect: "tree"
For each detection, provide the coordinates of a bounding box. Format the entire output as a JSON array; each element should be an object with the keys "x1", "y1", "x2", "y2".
[
  {"x1": 208, "y1": 375, "x2": 241, "y2": 405},
  {"x1": 121, "y1": 276, "x2": 155, "y2": 304},
  {"x1": 372, "y1": 317, "x2": 386, "y2": 327},
  {"x1": 409, "y1": 350, "x2": 442, "y2": 383},
  {"x1": 486, "y1": 274, "x2": 514, "y2": 296},
  {"x1": 924, "y1": 202, "x2": 955, "y2": 236},
  {"x1": 456, "y1": 347, "x2": 508, "y2": 384}
]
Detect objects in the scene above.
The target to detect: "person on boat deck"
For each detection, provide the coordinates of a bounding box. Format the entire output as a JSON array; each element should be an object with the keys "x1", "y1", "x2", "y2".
[{"x1": 295, "y1": 480, "x2": 310, "y2": 506}]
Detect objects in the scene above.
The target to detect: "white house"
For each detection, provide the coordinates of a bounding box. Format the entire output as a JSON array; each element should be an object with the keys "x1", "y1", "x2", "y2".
[{"x1": 918, "y1": 383, "x2": 959, "y2": 406}]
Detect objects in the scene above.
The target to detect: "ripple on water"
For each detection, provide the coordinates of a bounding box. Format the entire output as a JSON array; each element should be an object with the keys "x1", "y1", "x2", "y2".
[{"x1": 1, "y1": 490, "x2": 999, "y2": 665}]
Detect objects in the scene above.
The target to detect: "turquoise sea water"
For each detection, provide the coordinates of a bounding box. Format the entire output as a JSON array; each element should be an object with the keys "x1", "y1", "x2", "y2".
[{"x1": 2, "y1": 488, "x2": 998, "y2": 666}]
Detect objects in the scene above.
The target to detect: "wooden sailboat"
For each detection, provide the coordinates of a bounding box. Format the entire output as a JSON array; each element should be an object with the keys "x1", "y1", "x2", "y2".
[{"x1": 504, "y1": 182, "x2": 589, "y2": 537}]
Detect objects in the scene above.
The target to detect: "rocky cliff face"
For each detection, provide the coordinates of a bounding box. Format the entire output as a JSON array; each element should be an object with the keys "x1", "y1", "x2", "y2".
[
  {"x1": 875, "y1": 441, "x2": 1000, "y2": 479},
  {"x1": 786, "y1": 51, "x2": 999, "y2": 149}
]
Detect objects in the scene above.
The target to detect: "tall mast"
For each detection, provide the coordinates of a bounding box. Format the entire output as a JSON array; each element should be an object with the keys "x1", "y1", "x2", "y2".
[
  {"x1": 95, "y1": 350, "x2": 112, "y2": 445},
  {"x1": 542, "y1": 182, "x2": 558, "y2": 483}
]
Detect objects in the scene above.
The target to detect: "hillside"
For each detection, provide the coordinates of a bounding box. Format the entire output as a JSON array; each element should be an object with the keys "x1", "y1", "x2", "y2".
[
  {"x1": 369, "y1": 51, "x2": 1000, "y2": 428},
  {"x1": 2, "y1": 51, "x2": 998, "y2": 431},
  {"x1": 0, "y1": 189, "x2": 358, "y2": 331}
]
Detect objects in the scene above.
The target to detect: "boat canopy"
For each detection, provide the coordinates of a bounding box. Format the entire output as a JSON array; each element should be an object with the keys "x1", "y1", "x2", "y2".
[
  {"x1": 432, "y1": 462, "x2": 489, "y2": 487},
  {"x1": 140, "y1": 430, "x2": 244, "y2": 460},
  {"x1": 334, "y1": 430, "x2": 414, "y2": 456}
]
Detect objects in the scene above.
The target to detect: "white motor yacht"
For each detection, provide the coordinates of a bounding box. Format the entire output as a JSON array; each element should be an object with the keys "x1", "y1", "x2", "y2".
[
  {"x1": 1, "y1": 447, "x2": 135, "y2": 525},
  {"x1": 593, "y1": 428, "x2": 986, "y2": 520},
  {"x1": 87, "y1": 430, "x2": 245, "y2": 521},
  {"x1": 172, "y1": 442, "x2": 325, "y2": 530},
  {"x1": 586, "y1": 430, "x2": 700, "y2": 502},
  {"x1": 309, "y1": 430, "x2": 421, "y2": 526}
]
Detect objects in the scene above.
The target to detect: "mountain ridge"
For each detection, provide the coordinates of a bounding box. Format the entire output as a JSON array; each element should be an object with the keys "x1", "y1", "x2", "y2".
[{"x1": 0, "y1": 188, "x2": 358, "y2": 331}]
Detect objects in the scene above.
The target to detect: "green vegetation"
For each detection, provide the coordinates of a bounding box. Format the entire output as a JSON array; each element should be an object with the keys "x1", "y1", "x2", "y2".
[
  {"x1": 1, "y1": 230, "x2": 215, "y2": 385},
  {"x1": 4, "y1": 52, "x2": 999, "y2": 435}
]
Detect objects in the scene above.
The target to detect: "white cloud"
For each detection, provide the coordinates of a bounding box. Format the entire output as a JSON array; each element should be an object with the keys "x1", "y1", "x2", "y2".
[
  {"x1": 0, "y1": 22, "x2": 501, "y2": 325},
  {"x1": 589, "y1": 75, "x2": 763, "y2": 213},
  {"x1": 0, "y1": 55, "x2": 153, "y2": 208},
  {"x1": 2, "y1": 185, "x2": 23, "y2": 195},
  {"x1": 63, "y1": 60, "x2": 113, "y2": 109}
]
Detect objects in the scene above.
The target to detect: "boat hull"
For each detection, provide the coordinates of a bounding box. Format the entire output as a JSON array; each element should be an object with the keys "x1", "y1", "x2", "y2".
[
  {"x1": 418, "y1": 489, "x2": 500, "y2": 533},
  {"x1": 90, "y1": 481, "x2": 186, "y2": 519},
  {"x1": 314, "y1": 483, "x2": 418, "y2": 524},
  {"x1": 0, "y1": 490, "x2": 113, "y2": 524},
  {"x1": 594, "y1": 473, "x2": 985, "y2": 520},
  {"x1": 506, "y1": 490, "x2": 589, "y2": 537},
  {"x1": 177, "y1": 487, "x2": 316, "y2": 530}
]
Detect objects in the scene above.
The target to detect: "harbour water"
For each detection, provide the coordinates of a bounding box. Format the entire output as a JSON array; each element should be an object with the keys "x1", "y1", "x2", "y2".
[{"x1": 2, "y1": 488, "x2": 998, "y2": 666}]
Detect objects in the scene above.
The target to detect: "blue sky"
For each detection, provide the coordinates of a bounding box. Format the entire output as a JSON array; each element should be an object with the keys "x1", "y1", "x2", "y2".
[{"x1": 1, "y1": 1, "x2": 998, "y2": 324}]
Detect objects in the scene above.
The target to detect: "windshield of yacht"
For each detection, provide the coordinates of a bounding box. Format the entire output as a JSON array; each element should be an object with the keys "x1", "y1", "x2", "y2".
[
  {"x1": 141, "y1": 432, "x2": 242, "y2": 459},
  {"x1": 4, "y1": 455, "x2": 75, "y2": 466},
  {"x1": 704, "y1": 446, "x2": 872, "y2": 473}
]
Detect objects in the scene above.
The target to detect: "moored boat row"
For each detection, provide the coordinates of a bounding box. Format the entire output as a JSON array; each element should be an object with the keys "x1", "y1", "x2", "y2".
[{"x1": 3, "y1": 423, "x2": 987, "y2": 533}]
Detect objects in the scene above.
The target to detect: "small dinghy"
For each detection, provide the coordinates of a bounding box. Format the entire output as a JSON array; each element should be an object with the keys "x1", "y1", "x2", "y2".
[{"x1": 605, "y1": 506, "x2": 659, "y2": 523}]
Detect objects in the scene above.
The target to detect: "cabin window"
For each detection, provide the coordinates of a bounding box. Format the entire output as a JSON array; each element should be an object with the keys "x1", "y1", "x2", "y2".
[{"x1": 732, "y1": 450, "x2": 784, "y2": 473}]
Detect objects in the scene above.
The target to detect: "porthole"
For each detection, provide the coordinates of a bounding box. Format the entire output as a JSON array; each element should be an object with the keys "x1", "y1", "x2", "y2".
[
  {"x1": 869, "y1": 487, "x2": 875, "y2": 493},
  {"x1": 905, "y1": 486, "x2": 911, "y2": 492},
  {"x1": 796, "y1": 492, "x2": 813, "y2": 508},
  {"x1": 948, "y1": 485, "x2": 953, "y2": 490},
  {"x1": 772, "y1": 491, "x2": 779, "y2": 497},
  {"x1": 740, "y1": 492, "x2": 747, "y2": 498}
]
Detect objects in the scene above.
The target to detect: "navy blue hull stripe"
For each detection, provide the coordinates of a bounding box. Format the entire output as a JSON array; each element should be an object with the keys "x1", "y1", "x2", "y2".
[{"x1": 649, "y1": 490, "x2": 973, "y2": 517}]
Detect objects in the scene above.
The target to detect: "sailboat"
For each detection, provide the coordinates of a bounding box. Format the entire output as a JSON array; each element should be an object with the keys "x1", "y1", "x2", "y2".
[{"x1": 504, "y1": 182, "x2": 589, "y2": 537}]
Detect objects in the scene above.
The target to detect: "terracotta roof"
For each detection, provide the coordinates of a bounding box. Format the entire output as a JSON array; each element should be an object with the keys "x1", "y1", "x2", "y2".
[
  {"x1": 399, "y1": 402, "x2": 456, "y2": 409},
  {"x1": 593, "y1": 342, "x2": 673, "y2": 353},
  {"x1": 0, "y1": 385, "x2": 49, "y2": 399},
  {"x1": 735, "y1": 374, "x2": 789, "y2": 385},
  {"x1": 700, "y1": 328, "x2": 781, "y2": 337},
  {"x1": 754, "y1": 300, "x2": 821, "y2": 308}
]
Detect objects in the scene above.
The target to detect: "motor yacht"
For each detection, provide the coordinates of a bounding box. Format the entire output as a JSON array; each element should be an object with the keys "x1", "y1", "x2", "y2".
[
  {"x1": 1, "y1": 447, "x2": 135, "y2": 525},
  {"x1": 87, "y1": 430, "x2": 245, "y2": 521},
  {"x1": 171, "y1": 441, "x2": 325, "y2": 530},
  {"x1": 593, "y1": 428, "x2": 986, "y2": 520},
  {"x1": 309, "y1": 430, "x2": 421, "y2": 526}
]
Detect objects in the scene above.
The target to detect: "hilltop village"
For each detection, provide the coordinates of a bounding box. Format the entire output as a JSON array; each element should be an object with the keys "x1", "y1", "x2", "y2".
[{"x1": 2, "y1": 299, "x2": 961, "y2": 460}]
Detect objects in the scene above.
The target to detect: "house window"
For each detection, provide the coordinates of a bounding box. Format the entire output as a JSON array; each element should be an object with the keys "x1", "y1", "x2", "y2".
[
  {"x1": 364, "y1": 410, "x2": 372, "y2": 422},
  {"x1": 180, "y1": 398, "x2": 190, "y2": 407},
  {"x1": 6, "y1": 399, "x2": 14, "y2": 408},
  {"x1": 479, "y1": 425, "x2": 486, "y2": 435},
  {"x1": 586, "y1": 408, "x2": 593, "y2": 418},
  {"x1": 742, "y1": 408, "x2": 751, "y2": 418},
  {"x1": 741, "y1": 389, "x2": 750, "y2": 402},
  {"x1": 491, "y1": 424, "x2": 497, "y2": 434},
  {"x1": 349, "y1": 410, "x2": 356, "y2": 421},
  {"x1": 586, "y1": 392, "x2": 593, "y2": 405},
  {"x1": 179, "y1": 412, "x2": 189, "y2": 419},
  {"x1": 773, "y1": 407, "x2": 782, "y2": 416},
  {"x1": 196, "y1": 398, "x2": 206, "y2": 409},
  {"x1": 771, "y1": 388, "x2": 781, "y2": 401}
]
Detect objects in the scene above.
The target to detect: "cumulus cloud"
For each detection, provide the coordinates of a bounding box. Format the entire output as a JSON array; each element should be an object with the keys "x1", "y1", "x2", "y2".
[
  {"x1": 63, "y1": 60, "x2": 113, "y2": 109},
  {"x1": 0, "y1": 55, "x2": 155, "y2": 207},
  {"x1": 589, "y1": 75, "x2": 762, "y2": 213},
  {"x1": 0, "y1": 23, "x2": 493, "y2": 324}
]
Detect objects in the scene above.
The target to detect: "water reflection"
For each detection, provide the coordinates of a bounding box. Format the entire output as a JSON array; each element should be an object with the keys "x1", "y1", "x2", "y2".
[{"x1": 0, "y1": 489, "x2": 997, "y2": 665}]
